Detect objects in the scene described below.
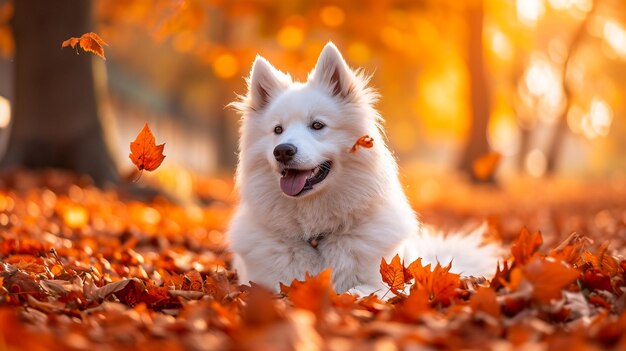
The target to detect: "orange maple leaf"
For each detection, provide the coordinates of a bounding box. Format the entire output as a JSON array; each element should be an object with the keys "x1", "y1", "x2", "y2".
[
  {"x1": 350, "y1": 135, "x2": 374, "y2": 153},
  {"x1": 470, "y1": 287, "x2": 501, "y2": 318},
  {"x1": 472, "y1": 151, "x2": 501, "y2": 181},
  {"x1": 523, "y1": 257, "x2": 580, "y2": 303},
  {"x1": 380, "y1": 254, "x2": 411, "y2": 295},
  {"x1": 398, "y1": 289, "x2": 431, "y2": 321},
  {"x1": 61, "y1": 32, "x2": 108, "y2": 60},
  {"x1": 407, "y1": 259, "x2": 461, "y2": 306},
  {"x1": 282, "y1": 269, "x2": 335, "y2": 316},
  {"x1": 129, "y1": 123, "x2": 166, "y2": 173},
  {"x1": 510, "y1": 228, "x2": 543, "y2": 265}
]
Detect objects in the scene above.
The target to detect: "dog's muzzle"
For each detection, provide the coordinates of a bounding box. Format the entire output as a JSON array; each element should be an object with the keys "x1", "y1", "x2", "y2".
[{"x1": 279, "y1": 161, "x2": 332, "y2": 196}]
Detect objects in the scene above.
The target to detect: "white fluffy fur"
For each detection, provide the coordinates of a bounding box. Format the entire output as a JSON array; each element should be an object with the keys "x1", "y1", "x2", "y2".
[{"x1": 228, "y1": 42, "x2": 501, "y2": 295}]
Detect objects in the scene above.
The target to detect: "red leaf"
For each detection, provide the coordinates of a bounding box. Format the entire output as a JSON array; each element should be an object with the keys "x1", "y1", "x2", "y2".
[
  {"x1": 349, "y1": 135, "x2": 374, "y2": 153},
  {"x1": 581, "y1": 269, "x2": 613, "y2": 292},
  {"x1": 380, "y1": 254, "x2": 409, "y2": 294},
  {"x1": 129, "y1": 123, "x2": 166, "y2": 172},
  {"x1": 61, "y1": 32, "x2": 108, "y2": 60}
]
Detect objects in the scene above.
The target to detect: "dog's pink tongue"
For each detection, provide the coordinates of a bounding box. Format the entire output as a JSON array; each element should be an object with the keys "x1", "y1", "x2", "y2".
[{"x1": 280, "y1": 170, "x2": 309, "y2": 196}]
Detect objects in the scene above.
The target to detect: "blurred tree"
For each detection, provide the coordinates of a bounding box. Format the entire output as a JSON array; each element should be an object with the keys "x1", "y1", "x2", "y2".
[
  {"x1": 458, "y1": 0, "x2": 493, "y2": 183},
  {"x1": 0, "y1": 0, "x2": 118, "y2": 185},
  {"x1": 545, "y1": 0, "x2": 597, "y2": 174}
]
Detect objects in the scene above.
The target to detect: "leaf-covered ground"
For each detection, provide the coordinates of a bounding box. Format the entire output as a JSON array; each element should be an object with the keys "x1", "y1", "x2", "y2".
[{"x1": 0, "y1": 170, "x2": 625, "y2": 351}]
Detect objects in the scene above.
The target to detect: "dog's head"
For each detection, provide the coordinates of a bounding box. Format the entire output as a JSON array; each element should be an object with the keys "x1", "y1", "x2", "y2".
[{"x1": 233, "y1": 42, "x2": 386, "y2": 200}]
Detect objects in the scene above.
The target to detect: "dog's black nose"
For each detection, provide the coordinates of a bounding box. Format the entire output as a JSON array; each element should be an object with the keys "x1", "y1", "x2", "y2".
[{"x1": 273, "y1": 143, "x2": 297, "y2": 164}]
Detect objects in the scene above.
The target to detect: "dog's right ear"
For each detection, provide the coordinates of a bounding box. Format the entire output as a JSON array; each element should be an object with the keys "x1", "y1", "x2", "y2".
[{"x1": 245, "y1": 56, "x2": 289, "y2": 112}]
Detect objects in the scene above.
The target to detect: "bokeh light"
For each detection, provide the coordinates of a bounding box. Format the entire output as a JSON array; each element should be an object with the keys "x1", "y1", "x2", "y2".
[
  {"x1": 320, "y1": 6, "x2": 345, "y2": 28},
  {"x1": 62, "y1": 204, "x2": 89, "y2": 230},
  {"x1": 581, "y1": 97, "x2": 613, "y2": 139},
  {"x1": 277, "y1": 25, "x2": 304, "y2": 49},
  {"x1": 0, "y1": 95, "x2": 10, "y2": 128},
  {"x1": 603, "y1": 20, "x2": 626, "y2": 58},
  {"x1": 526, "y1": 149, "x2": 547, "y2": 177},
  {"x1": 517, "y1": 0, "x2": 545, "y2": 26},
  {"x1": 212, "y1": 53, "x2": 239, "y2": 79}
]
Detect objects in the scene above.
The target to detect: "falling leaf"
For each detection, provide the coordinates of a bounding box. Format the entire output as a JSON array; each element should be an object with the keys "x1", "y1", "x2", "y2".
[
  {"x1": 350, "y1": 135, "x2": 374, "y2": 153},
  {"x1": 380, "y1": 254, "x2": 410, "y2": 295},
  {"x1": 472, "y1": 151, "x2": 501, "y2": 181},
  {"x1": 129, "y1": 123, "x2": 166, "y2": 173},
  {"x1": 61, "y1": 32, "x2": 108, "y2": 60},
  {"x1": 511, "y1": 228, "x2": 543, "y2": 265}
]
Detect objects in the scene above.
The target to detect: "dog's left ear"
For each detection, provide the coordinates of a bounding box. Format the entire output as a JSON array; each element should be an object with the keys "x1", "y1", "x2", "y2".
[{"x1": 310, "y1": 42, "x2": 356, "y2": 99}]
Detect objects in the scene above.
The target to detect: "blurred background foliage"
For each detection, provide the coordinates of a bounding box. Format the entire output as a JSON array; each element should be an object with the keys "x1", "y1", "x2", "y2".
[{"x1": 0, "y1": 0, "x2": 624, "y2": 193}]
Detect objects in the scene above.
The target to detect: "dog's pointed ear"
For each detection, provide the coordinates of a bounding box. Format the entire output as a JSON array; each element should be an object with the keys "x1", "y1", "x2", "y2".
[
  {"x1": 247, "y1": 55, "x2": 289, "y2": 111},
  {"x1": 310, "y1": 42, "x2": 356, "y2": 99}
]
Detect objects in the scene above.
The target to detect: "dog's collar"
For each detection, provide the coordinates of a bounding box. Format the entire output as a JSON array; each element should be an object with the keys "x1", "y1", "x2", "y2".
[{"x1": 307, "y1": 232, "x2": 327, "y2": 249}]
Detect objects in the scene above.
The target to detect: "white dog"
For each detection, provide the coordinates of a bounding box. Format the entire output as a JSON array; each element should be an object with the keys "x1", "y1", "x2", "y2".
[{"x1": 228, "y1": 42, "x2": 500, "y2": 295}]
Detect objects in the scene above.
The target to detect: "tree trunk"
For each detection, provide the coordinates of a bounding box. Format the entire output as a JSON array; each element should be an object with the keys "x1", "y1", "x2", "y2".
[
  {"x1": 1, "y1": 0, "x2": 118, "y2": 185},
  {"x1": 458, "y1": 0, "x2": 492, "y2": 183},
  {"x1": 545, "y1": 0, "x2": 597, "y2": 174}
]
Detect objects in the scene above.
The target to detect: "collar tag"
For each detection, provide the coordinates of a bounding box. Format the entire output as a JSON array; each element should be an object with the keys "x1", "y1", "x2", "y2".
[{"x1": 307, "y1": 233, "x2": 326, "y2": 249}]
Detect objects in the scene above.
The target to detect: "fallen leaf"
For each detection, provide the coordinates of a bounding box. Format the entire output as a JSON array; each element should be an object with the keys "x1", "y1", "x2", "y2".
[
  {"x1": 129, "y1": 123, "x2": 166, "y2": 172},
  {"x1": 511, "y1": 228, "x2": 543, "y2": 265},
  {"x1": 380, "y1": 254, "x2": 410, "y2": 295},
  {"x1": 580, "y1": 242, "x2": 619, "y2": 276},
  {"x1": 407, "y1": 259, "x2": 461, "y2": 306},
  {"x1": 282, "y1": 269, "x2": 335, "y2": 316},
  {"x1": 490, "y1": 260, "x2": 511, "y2": 290},
  {"x1": 523, "y1": 257, "x2": 580, "y2": 304},
  {"x1": 470, "y1": 287, "x2": 501, "y2": 318},
  {"x1": 580, "y1": 269, "x2": 613, "y2": 292},
  {"x1": 350, "y1": 135, "x2": 374, "y2": 153},
  {"x1": 85, "y1": 278, "x2": 144, "y2": 302},
  {"x1": 168, "y1": 289, "x2": 204, "y2": 300},
  {"x1": 241, "y1": 283, "x2": 283, "y2": 326},
  {"x1": 61, "y1": 32, "x2": 108, "y2": 60},
  {"x1": 398, "y1": 289, "x2": 431, "y2": 321}
]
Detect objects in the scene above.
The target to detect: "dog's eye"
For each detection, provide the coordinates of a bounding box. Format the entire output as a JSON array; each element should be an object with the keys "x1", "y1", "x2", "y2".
[
  {"x1": 274, "y1": 125, "x2": 283, "y2": 134},
  {"x1": 311, "y1": 121, "x2": 325, "y2": 130}
]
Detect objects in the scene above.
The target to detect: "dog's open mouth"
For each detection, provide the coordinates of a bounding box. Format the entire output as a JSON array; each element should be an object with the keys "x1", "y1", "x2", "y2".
[{"x1": 280, "y1": 161, "x2": 332, "y2": 196}]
